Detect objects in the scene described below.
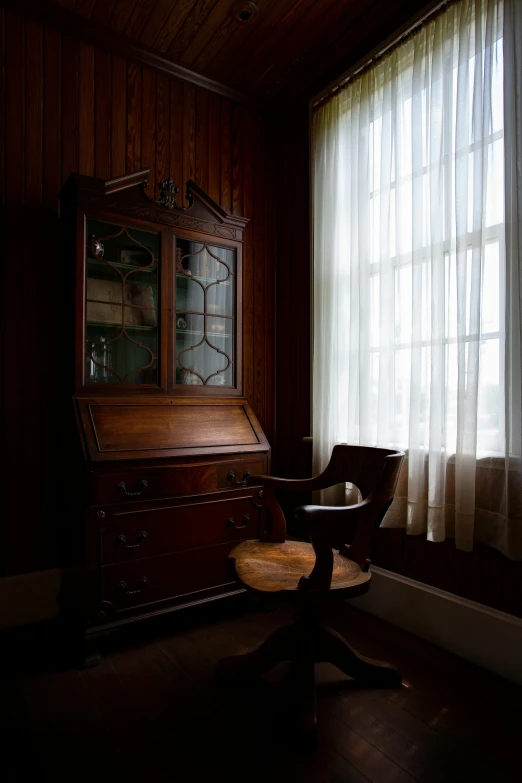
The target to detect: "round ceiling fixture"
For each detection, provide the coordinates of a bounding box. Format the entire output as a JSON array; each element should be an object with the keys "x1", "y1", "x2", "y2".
[{"x1": 231, "y1": 2, "x2": 259, "y2": 24}]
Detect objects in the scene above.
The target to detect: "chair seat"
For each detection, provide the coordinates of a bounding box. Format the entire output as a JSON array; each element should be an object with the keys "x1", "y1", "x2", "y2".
[{"x1": 230, "y1": 539, "x2": 372, "y2": 594}]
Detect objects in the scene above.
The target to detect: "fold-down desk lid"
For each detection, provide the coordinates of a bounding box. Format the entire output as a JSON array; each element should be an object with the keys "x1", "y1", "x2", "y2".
[{"x1": 74, "y1": 397, "x2": 269, "y2": 462}]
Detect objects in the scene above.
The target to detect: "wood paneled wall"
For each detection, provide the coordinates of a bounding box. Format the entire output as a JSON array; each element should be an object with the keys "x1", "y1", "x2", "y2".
[
  {"x1": 0, "y1": 8, "x2": 276, "y2": 577},
  {"x1": 274, "y1": 102, "x2": 311, "y2": 480}
]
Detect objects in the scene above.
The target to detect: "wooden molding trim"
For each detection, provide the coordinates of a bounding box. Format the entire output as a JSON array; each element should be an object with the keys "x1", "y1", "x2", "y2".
[
  {"x1": 351, "y1": 566, "x2": 522, "y2": 685},
  {"x1": 2, "y1": 0, "x2": 265, "y2": 109}
]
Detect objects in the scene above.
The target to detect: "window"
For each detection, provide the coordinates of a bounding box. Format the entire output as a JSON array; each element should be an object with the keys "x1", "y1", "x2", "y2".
[{"x1": 312, "y1": 0, "x2": 522, "y2": 556}]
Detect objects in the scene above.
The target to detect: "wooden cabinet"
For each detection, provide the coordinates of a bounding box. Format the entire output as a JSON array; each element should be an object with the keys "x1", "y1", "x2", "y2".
[{"x1": 60, "y1": 169, "x2": 270, "y2": 647}]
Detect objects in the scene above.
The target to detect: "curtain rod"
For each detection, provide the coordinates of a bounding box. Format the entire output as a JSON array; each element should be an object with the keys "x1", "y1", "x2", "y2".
[{"x1": 312, "y1": 0, "x2": 455, "y2": 111}]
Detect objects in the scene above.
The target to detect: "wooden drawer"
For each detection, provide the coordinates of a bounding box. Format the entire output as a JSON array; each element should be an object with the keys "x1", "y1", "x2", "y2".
[
  {"x1": 97, "y1": 541, "x2": 241, "y2": 611},
  {"x1": 90, "y1": 458, "x2": 267, "y2": 505},
  {"x1": 90, "y1": 490, "x2": 262, "y2": 565}
]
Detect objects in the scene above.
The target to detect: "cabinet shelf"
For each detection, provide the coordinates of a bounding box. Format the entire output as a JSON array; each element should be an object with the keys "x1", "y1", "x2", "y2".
[
  {"x1": 176, "y1": 329, "x2": 231, "y2": 338},
  {"x1": 176, "y1": 310, "x2": 230, "y2": 318},
  {"x1": 176, "y1": 272, "x2": 231, "y2": 286},
  {"x1": 88, "y1": 257, "x2": 157, "y2": 274},
  {"x1": 87, "y1": 321, "x2": 157, "y2": 331}
]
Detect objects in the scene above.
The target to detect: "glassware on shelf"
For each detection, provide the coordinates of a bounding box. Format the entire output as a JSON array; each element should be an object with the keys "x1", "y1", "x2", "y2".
[
  {"x1": 85, "y1": 219, "x2": 160, "y2": 386},
  {"x1": 87, "y1": 337, "x2": 113, "y2": 383}
]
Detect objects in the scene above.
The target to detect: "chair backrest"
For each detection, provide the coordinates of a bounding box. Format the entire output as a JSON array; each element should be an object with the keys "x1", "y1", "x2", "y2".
[
  {"x1": 294, "y1": 444, "x2": 405, "y2": 590},
  {"x1": 313, "y1": 444, "x2": 403, "y2": 502}
]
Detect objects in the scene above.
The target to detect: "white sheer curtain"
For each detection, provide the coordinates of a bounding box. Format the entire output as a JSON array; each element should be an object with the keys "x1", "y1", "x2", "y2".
[{"x1": 312, "y1": 0, "x2": 522, "y2": 558}]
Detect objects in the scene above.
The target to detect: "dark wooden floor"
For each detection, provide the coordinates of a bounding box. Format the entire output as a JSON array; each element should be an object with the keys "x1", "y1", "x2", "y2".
[{"x1": 1, "y1": 598, "x2": 521, "y2": 783}]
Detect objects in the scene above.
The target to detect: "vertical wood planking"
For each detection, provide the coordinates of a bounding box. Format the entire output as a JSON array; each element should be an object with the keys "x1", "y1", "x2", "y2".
[
  {"x1": 41, "y1": 25, "x2": 63, "y2": 570},
  {"x1": 231, "y1": 104, "x2": 243, "y2": 216},
  {"x1": 110, "y1": 55, "x2": 126, "y2": 177},
  {"x1": 195, "y1": 89, "x2": 209, "y2": 191},
  {"x1": 264, "y1": 115, "x2": 276, "y2": 446},
  {"x1": 23, "y1": 19, "x2": 44, "y2": 570},
  {"x1": 79, "y1": 42, "x2": 95, "y2": 176},
  {"x1": 220, "y1": 99, "x2": 232, "y2": 213},
  {"x1": 24, "y1": 19, "x2": 43, "y2": 203},
  {"x1": 155, "y1": 72, "x2": 170, "y2": 192},
  {"x1": 141, "y1": 67, "x2": 156, "y2": 198},
  {"x1": 0, "y1": 22, "x2": 278, "y2": 576},
  {"x1": 126, "y1": 61, "x2": 142, "y2": 173},
  {"x1": 182, "y1": 83, "x2": 195, "y2": 192},
  {"x1": 242, "y1": 108, "x2": 255, "y2": 405},
  {"x1": 207, "y1": 93, "x2": 221, "y2": 204},
  {"x1": 252, "y1": 109, "x2": 266, "y2": 429},
  {"x1": 0, "y1": 7, "x2": 4, "y2": 574},
  {"x1": 169, "y1": 79, "x2": 183, "y2": 197},
  {"x1": 95, "y1": 48, "x2": 111, "y2": 179},
  {"x1": 43, "y1": 26, "x2": 61, "y2": 210},
  {"x1": 5, "y1": 12, "x2": 25, "y2": 203},
  {"x1": 0, "y1": 10, "x2": 5, "y2": 207},
  {"x1": 61, "y1": 35, "x2": 79, "y2": 183},
  {"x1": 3, "y1": 12, "x2": 25, "y2": 575},
  {"x1": 275, "y1": 103, "x2": 311, "y2": 476}
]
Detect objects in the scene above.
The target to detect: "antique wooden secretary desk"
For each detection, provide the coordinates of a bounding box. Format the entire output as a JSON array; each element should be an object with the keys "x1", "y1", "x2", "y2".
[{"x1": 60, "y1": 170, "x2": 270, "y2": 661}]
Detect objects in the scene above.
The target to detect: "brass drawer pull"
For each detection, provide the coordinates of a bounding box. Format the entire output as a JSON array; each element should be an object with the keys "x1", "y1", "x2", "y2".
[
  {"x1": 117, "y1": 530, "x2": 148, "y2": 549},
  {"x1": 117, "y1": 576, "x2": 148, "y2": 595},
  {"x1": 227, "y1": 514, "x2": 250, "y2": 530},
  {"x1": 226, "y1": 470, "x2": 251, "y2": 486},
  {"x1": 117, "y1": 479, "x2": 149, "y2": 497}
]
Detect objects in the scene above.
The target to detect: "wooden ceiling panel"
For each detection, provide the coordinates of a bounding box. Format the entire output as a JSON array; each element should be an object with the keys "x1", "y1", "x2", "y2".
[
  {"x1": 178, "y1": 1, "x2": 237, "y2": 65},
  {"x1": 249, "y1": 0, "x2": 380, "y2": 95},
  {"x1": 108, "y1": 0, "x2": 140, "y2": 33},
  {"x1": 137, "y1": 0, "x2": 175, "y2": 47},
  {"x1": 193, "y1": 0, "x2": 274, "y2": 77},
  {"x1": 286, "y1": 0, "x2": 427, "y2": 100},
  {"x1": 166, "y1": 0, "x2": 220, "y2": 60},
  {"x1": 47, "y1": 0, "x2": 433, "y2": 102},
  {"x1": 213, "y1": 0, "x2": 311, "y2": 86},
  {"x1": 90, "y1": 1, "x2": 119, "y2": 27},
  {"x1": 152, "y1": 0, "x2": 197, "y2": 52},
  {"x1": 73, "y1": 0, "x2": 96, "y2": 17},
  {"x1": 223, "y1": 0, "x2": 331, "y2": 92},
  {"x1": 123, "y1": 0, "x2": 156, "y2": 38}
]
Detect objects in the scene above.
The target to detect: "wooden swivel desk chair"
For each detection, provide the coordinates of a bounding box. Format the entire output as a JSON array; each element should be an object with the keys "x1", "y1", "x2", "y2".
[{"x1": 215, "y1": 444, "x2": 405, "y2": 736}]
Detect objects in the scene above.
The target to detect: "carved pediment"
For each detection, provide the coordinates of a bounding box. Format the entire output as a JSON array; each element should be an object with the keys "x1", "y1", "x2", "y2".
[{"x1": 63, "y1": 168, "x2": 249, "y2": 239}]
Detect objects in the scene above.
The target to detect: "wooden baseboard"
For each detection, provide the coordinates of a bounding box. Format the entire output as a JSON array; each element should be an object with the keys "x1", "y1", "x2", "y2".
[
  {"x1": 3, "y1": 564, "x2": 522, "y2": 686},
  {"x1": 0, "y1": 569, "x2": 62, "y2": 630},
  {"x1": 350, "y1": 566, "x2": 522, "y2": 685}
]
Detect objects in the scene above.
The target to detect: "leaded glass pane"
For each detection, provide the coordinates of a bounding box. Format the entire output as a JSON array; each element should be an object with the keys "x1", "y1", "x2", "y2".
[
  {"x1": 175, "y1": 240, "x2": 235, "y2": 387},
  {"x1": 86, "y1": 220, "x2": 160, "y2": 385}
]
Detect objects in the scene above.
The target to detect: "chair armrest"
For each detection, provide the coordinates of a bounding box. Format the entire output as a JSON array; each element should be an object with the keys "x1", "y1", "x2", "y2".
[
  {"x1": 247, "y1": 474, "x2": 317, "y2": 492},
  {"x1": 295, "y1": 501, "x2": 373, "y2": 590}
]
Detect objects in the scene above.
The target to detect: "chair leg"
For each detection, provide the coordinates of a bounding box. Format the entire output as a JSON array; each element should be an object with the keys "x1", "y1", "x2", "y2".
[
  {"x1": 316, "y1": 625, "x2": 402, "y2": 688},
  {"x1": 288, "y1": 625, "x2": 318, "y2": 740},
  {"x1": 215, "y1": 623, "x2": 297, "y2": 682}
]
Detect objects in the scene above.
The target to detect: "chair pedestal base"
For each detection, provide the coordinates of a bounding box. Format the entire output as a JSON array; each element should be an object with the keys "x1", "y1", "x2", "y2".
[{"x1": 215, "y1": 608, "x2": 401, "y2": 738}]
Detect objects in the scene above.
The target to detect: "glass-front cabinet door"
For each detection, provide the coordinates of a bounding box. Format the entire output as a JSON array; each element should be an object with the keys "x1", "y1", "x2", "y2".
[
  {"x1": 85, "y1": 218, "x2": 161, "y2": 387},
  {"x1": 174, "y1": 238, "x2": 237, "y2": 389}
]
